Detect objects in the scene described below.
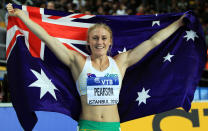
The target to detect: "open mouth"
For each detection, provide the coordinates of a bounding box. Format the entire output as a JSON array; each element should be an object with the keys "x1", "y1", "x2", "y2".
[{"x1": 95, "y1": 46, "x2": 104, "y2": 49}]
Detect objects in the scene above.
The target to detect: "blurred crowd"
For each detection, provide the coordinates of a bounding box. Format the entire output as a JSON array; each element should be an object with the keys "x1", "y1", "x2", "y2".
[
  {"x1": 0, "y1": 74, "x2": 10, "y2": 103},
  {"x1": 0, "y1": 0, "x2": 208, "y2": 44}
]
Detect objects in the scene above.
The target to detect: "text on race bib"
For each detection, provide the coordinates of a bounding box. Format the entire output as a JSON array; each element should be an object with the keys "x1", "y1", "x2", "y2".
[{"x1": 87, "y1": 76, "x2": 120, "y2": 105}]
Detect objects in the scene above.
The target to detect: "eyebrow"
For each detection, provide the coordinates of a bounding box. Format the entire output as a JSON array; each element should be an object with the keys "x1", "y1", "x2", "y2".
[{"x1": 92, "y1": 34, "x2": 108, "y2": 37}]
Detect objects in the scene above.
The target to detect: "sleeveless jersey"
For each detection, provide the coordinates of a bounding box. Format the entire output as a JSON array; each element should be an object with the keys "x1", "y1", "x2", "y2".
[{"x1": 76, "y1": 56, "x2": 122, "y2": 105}]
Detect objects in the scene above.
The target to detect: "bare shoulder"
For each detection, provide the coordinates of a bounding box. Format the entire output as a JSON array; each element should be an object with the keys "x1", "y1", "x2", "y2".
[
  {"x1": 72, "y1": 50, "x2": 86, "y2": 67},
  {"x1": 113, "y1": 52, "x2": 128, "y2": 65},
  {"x1": 113, "y1": 52, "x2": 129, "y2": 77}
]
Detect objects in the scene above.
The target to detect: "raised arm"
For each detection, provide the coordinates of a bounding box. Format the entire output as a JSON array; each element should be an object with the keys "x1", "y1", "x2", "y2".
[
  {"x1": 114, "y1": 15, "x2": 185, "y2": 77},
  {"x1": 6, "y1": 3, "x2": 82, "y2": 68}
]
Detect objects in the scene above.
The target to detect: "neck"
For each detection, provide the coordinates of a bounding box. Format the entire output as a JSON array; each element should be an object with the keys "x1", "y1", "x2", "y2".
[
  {"x1": 91, "y1": 55, "x2": 108, "y2": 65},
  {"x1": 90, "y1": 55, "x2": 109, "y2": 71}
]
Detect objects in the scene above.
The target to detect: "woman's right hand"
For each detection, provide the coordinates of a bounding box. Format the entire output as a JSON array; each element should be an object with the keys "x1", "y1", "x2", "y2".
[{"x1": 6, "y1": 3, "x2": 23, "y2": 17}]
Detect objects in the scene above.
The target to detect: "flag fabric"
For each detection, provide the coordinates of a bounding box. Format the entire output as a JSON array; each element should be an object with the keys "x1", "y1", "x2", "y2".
[{"x1": 6, "y1": 4, "x2": 206, "y2": 131}]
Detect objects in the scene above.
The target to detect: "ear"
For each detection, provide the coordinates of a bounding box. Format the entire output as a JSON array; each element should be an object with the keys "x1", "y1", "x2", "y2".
[{"x1": 110, "y1": 38, "x2": 113, "y2": 44}]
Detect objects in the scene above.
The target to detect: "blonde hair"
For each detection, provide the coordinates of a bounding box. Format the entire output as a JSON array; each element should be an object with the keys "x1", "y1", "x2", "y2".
[
  {"x1": 87, "y1": 23, "x2": 112, "y2": 43},
  {"x1": 87, "y1": 23, "x2": 113, "y2": 55}
]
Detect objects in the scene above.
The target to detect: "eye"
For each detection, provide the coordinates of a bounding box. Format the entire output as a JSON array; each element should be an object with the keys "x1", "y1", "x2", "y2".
[
  {"x1": 92, "y1": 36, "x2": 98, "y2": 40},
  {"x1": 102, "y1": 37, "x2": 107, "y2": 40}
]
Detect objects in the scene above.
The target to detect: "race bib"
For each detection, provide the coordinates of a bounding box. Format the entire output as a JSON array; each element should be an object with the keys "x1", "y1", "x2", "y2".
[{"x1": 87, "y1": 76, "x2": 120, "y2": 105}]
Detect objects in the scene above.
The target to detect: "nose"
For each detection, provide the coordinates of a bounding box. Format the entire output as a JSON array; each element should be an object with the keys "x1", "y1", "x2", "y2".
[{"x1": 97, "y1": 38, "x2": 103, "y2": 44}]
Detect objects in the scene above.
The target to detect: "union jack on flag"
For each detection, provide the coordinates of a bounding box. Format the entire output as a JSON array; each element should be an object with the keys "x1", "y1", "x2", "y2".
[
  {"x1": 6, "y1": 4, "x2": 95, "y2": 60},
  {"x1": 6, "y1": 4, "x2": 206, "y2": 131}
]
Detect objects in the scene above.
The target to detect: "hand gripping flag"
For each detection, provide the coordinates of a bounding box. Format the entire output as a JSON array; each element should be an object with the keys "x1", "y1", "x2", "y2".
[{"x1": 6, "y1": 4, "x2": 206, "y2": 131}]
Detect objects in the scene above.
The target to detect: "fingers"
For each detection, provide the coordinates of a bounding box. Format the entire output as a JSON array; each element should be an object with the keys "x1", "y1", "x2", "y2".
[
  {"x1": 6, "y1": 3, "x2": 13, "y2": 9},
  {"x1": 178, "y1": 14, "x2": 186, "y2": 27},
  {"x1": 6, "y1": 3, "x2": 14, "y2": 11},
  {"x1": 181, "y1": 14, "x2": 186, "y2": 19},
  {"x1": 6, "y1": 3, "x2": 15, "y2": 16}
]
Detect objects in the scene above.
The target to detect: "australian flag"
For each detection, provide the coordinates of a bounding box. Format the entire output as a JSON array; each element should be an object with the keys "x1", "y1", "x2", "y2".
[{"x1": 6, "y1": 4, "x2": 206, "y2": 131}]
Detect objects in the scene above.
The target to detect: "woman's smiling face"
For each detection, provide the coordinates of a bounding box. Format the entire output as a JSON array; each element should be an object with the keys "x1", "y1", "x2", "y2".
[{"x1": 88, "y1": 27, "x2": 112, "y2": 57}]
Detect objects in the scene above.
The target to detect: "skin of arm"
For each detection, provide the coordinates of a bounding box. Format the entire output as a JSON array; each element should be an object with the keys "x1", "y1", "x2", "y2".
[
  {"x1": 6, "y1": 4, "x2": 84, "y2": 69},
  {"x1": 114, "y1": 15, "x2": 185, "y2": 77}
]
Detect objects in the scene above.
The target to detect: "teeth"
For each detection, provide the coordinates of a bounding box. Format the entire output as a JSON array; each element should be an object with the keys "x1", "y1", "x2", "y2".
[{"x1": 95, "y1": 46, "x2": 104, "y2": 49}]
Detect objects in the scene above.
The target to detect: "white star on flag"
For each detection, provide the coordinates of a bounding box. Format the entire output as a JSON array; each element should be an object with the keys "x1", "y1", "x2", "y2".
[
  {"x1": 136, "y1": 87, "x2": 151, "y2": 106},
  {"x1": 163, "y1": 53, "x2": 174, "y2": 62},
  {"x1": 29, "y1": 69, "x2": 59, "y2": 100},
  {"x1": 152, "y1": 21, "x2": 160, "y2": 27},
  {"x1": 118, "y1": 47, "x2": 127, "y2": 54},
  {"x1": 184, "y1": 30, "x2": 198, "y2": 42}
]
